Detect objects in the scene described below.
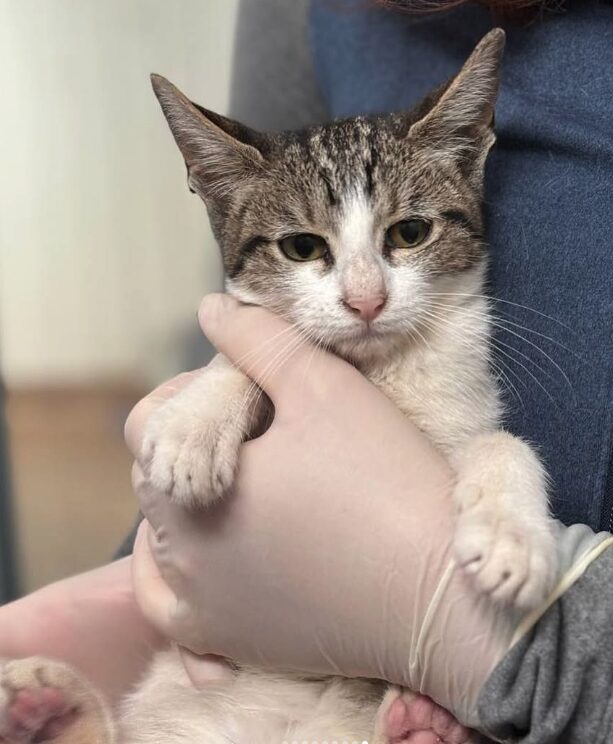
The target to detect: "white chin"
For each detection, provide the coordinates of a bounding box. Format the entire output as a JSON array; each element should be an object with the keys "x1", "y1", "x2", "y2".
[{"x1": 329, "y1": 325, "x2": 393, "y2": 355}]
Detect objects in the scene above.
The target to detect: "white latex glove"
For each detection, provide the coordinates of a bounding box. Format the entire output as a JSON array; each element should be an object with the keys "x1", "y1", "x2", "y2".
[{"x1": 128, "y1": 295, "x2": 610, "y2": 735}]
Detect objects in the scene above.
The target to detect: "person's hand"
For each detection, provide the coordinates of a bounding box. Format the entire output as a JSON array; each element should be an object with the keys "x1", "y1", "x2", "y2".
[
  {"x1": 126, "y1": 294, "x2": 517, "y2": 732},
  {"x1": 0, "y1": 559, "x2": 163, "y2": 704}
]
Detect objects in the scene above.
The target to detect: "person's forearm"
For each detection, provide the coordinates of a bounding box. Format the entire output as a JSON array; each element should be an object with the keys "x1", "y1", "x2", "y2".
[{"x1": 0, "y1": 558, "x2": 164, "y2": 704}]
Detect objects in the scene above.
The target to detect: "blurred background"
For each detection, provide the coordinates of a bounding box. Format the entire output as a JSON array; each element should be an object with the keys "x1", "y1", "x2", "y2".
[{"x1": 0, "y1": 0, "x2": 240, "y2": 597}]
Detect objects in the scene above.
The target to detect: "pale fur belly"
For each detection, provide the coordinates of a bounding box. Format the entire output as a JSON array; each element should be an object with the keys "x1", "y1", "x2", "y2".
[
  {"x1": 120, "y1": 649, "x2": 383, "y2": 744},
  {"x1": 366, "y1": 353, "x2": 501, "y2": 457}
]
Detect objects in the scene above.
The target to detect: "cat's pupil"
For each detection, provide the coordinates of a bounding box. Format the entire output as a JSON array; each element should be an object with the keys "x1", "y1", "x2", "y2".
[
  {"x1": 399, "y1": 220, "x2": 422, "y2": 244},
  {"x1": 294, "y1": 234, "x2": 316, "y2": 258}
]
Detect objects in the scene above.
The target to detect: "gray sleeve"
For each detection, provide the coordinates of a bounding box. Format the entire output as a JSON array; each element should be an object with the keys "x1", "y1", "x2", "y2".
[
  {"x1": 229, "y1": 0, "x2": 329, "y2": 130},
  {"x1": 478, "y1": 544, "x2": 613, "y2": 743}
]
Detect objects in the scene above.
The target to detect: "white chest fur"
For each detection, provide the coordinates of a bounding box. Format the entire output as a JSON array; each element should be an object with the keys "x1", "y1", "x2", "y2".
[{"x1": 358, "y1": 297, "x2": 502, "y2": 456}]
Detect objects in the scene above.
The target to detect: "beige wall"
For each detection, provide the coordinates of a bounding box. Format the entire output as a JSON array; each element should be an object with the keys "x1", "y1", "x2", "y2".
[{"x1": 0, "y1": 0, "x2": 239, "y2": 387}]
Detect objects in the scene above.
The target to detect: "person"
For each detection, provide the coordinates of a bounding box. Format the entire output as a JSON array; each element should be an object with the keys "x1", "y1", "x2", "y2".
[
  {"x1": 129, "y1": 295, "x2": 613, "y2": 743},
  {"x1": 2, "y1": 296, "x2": 611, "y2": 743},
  {"x1": 1, "y1": 0, "x2": 611, "y2": 741}
]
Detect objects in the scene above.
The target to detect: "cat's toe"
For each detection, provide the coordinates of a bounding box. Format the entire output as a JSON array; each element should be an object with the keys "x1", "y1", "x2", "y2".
[
  {"x1": 163, "y1": 430, "x2": 238, "y2": 508},
  {"x1": 142, "y1": 433, "x2": 179, "y2": 497},
  {"x1": 514, "y1": 543, "x2": 556, "y2": 610},
  {"x1": 143, "y1": 406, "x2": 243, "y2": 509},
  {"x1": 3, "y1": 688, "x2": 77, "y2": 742},
  {"x1": 0, "y1": 659, "x2": 85, "y2": 742},
  {"x1": 375, "y1": 688, "x2": 473, "y2": 744},
  {"x1": 454, "y1": 492, "x2": 557, "y2": 610}
]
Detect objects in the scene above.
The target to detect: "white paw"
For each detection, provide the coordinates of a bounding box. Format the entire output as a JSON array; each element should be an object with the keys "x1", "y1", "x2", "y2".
[
  {"x1": 0, "y1": 658, "x2": 92, "y2": 742},
  {"x1": 453, "y1": 482, "x2": 557, "y2": 610},
  {"x1": 141, "y1": 382, "x2": 248, "y2": 509}
]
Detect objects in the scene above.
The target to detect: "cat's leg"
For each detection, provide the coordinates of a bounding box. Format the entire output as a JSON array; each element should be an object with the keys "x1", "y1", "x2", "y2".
[
  {"x1": 374, "y1": 687, "x2": 473, "y2": 744},
  {"x1": 452, "y1": 430, "x2": 557, "y2": 609},
  {"x1": 142, "y1": 354, "x2": 269, "y2": 509},
  {"x1": 0, "y1": 658, "x2": 115, "y2": 744}
]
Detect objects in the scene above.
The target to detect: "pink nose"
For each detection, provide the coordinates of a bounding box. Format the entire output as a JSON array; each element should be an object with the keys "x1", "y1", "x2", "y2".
[{"x1": 343, "y1": 294, "x2": 387, "y2": 323}]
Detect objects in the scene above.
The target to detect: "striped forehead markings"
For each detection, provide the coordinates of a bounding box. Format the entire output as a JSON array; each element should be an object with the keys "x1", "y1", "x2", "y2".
[{"x1": 319, "y1": 168, "x2": 338, "y2": 206}]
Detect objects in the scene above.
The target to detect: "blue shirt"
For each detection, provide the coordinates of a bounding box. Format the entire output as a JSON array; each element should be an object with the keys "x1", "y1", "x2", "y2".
[{"x1": 311, "y1": 0, "x2": 613, "y2": 530}]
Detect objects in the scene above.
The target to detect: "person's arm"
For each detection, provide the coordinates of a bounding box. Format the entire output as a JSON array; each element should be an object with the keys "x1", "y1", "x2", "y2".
[{"x1": 0, "y1": 559, "x2": 163, "y2": 705}]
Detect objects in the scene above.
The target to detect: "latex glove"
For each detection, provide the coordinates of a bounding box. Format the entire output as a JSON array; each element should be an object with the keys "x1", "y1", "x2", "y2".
[
  {"x1": 0, "y1": 559, "x2": 163, "y2": 704},
  {"x1": 128, "y1": 295, "x2": 610, "y2": 732},
  {"x1": 126, "y1": 295, "x2": 515, "y2": 727}
]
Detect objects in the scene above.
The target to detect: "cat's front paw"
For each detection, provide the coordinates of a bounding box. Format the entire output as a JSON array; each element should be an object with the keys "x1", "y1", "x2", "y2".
[
  {"x1": 453, "y1": 480, "x2": 557, "y2": 610},
  {"x1": 141, "y1": 380, "x2": 249, "y2": 509},
  {"x1": 0, "y1": 658, "x2": 111, "y2": 743}
]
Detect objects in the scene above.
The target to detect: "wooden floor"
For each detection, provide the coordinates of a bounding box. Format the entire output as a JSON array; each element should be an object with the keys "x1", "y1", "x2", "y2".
[{"x1": 5, "y1": 387, "x2": 144, "y2": 593}]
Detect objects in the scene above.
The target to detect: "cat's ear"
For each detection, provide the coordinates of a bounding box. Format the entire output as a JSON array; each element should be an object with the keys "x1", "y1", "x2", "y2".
[
  {"x1": 151, "y1": 74, "x2": 267, "y2": 201},
  {"x1": 409, "y1": 29, "x2": 505, "y2": 181}
]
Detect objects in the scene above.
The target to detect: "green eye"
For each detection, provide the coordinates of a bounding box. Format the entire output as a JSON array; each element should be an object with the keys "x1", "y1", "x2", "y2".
[
  {"x1": 385, "y1": 219, "x2": 431, "y2": 249},
  {"x1": 280, "y1": 233, "x2": 328, "y2": 262}
]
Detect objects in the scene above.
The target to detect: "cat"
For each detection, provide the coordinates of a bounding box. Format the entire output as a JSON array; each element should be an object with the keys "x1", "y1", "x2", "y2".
[{"x1": 0, "y1": 29, "x2": 558, "y2": 744}]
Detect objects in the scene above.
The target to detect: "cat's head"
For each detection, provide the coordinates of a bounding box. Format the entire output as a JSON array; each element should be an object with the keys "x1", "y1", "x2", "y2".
[{"x1": 151, "y1": 29, "x2": 504, "y2": 361}]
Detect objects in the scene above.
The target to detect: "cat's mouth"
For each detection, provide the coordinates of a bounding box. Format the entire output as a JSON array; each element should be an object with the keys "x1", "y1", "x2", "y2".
[
  {"x1": 349, "y1": 323, "x2": 386, "y2": 339},
  {"x1": 326, "y1": 322, "x2": 393, "y2": 349}
]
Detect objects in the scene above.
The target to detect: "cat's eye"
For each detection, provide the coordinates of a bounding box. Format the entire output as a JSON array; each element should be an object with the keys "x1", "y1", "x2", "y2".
[
  {"x1": 385, "y1": 219, "x2": 431, "y2": 249},
  {"x1": 279, "y1": 233, "x2": 329, "y2": 262}
]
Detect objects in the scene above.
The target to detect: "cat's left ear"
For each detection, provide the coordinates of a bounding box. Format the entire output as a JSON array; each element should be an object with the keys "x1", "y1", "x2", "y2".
[
  {"x1": 151, "y1": 75, "x2": 267, "y2": 202},
  {"x1": 409, "y1": 28, "x2": 505, "y2": 185}
]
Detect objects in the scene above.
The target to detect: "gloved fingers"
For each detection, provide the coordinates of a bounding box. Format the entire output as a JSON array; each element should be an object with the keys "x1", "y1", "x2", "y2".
[
  {"x1": 124, "y1": 371, "x2": 200, "y2": 458},
  {"x1": 198, "y1": 293, "x2": 353, "y2": 410},
  {"x1": 131, "y1": 520, "x2": 179, "y2": 638},
  {"x1": 131, "y1": 462, "x2": 169, "y2": 527},
  {"x1": 132, "y1": 520, "x2": 231, "y2": 662},
  {"x1": 131, "y1": 462, "x2": 174, "y2": 535}
]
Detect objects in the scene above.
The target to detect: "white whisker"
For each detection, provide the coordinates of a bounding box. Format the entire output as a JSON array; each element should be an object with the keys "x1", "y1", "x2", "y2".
[
  {"x1": 424, "y1": 291, "x2": 575, "y2": 334},
  {"x1": 420, "y1": 304, "x2": 559, "y2": 409}
]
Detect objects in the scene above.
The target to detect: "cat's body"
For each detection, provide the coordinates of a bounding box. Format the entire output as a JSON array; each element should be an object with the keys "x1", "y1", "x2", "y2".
[{"x1": 0, "y1": 30, "x2": 557, "y2": 744}]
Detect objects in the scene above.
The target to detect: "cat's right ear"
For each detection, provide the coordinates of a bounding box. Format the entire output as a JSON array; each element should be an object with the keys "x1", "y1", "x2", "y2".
[
  {"x1": 407, "y1": 29, "x2": 505, "y2": 186},
  {"x1": 151, "y1": 75, "x2": 266, "y2": 201}
]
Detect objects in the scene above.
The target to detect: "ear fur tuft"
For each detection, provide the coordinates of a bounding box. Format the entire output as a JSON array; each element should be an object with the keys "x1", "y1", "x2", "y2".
[{"x1": 150, "y1": 74, "x2": 265, "y2": 201}]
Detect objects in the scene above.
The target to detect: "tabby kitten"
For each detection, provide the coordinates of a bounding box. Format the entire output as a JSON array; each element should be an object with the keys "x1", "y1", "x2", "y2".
[{"x1": 0, "y1": 29, "x2": 557, "y2": 744}]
